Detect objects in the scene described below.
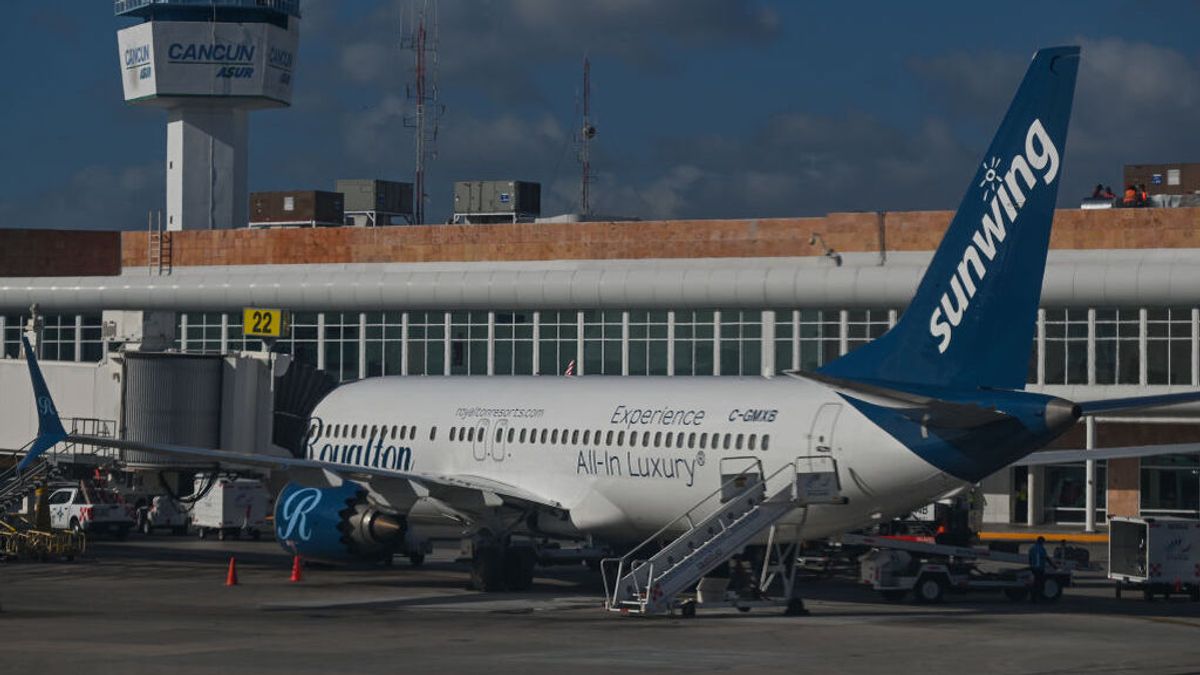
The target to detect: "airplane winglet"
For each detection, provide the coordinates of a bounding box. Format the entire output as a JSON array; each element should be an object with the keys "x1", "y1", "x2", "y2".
[{"x1": 17, "y1": 335, "x2": 68, "y2": 471}]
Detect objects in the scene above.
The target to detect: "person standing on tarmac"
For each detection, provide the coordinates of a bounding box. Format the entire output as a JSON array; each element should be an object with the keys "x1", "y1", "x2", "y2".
[{"x1": 1028, "y1": 536, "x2": 1054, "y2": 603}]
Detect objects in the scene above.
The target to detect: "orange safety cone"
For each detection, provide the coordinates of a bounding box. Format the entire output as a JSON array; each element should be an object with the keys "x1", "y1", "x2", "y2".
[
  {"x1": 289, "y1": 555, "x2": 303, "y2": 583},
  {"x1": 225, "y1": 557, "x2": 239, "y2": 586}
]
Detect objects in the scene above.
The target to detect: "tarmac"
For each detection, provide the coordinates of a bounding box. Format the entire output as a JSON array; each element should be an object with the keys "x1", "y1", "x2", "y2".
[{"x1": 2, "y1": 537, "x2": 1199, "y2": 674}]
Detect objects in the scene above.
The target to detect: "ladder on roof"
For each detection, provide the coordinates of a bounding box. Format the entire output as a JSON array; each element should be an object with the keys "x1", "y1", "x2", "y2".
[
  {"x1": 148, "y1": 210, "x2": 172, "y2": 276},
  {"x1": 601, "y1": 455, "x2": 846, "y2": 616}
]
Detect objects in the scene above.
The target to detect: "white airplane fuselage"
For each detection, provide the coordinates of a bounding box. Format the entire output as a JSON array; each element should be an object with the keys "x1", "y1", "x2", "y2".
[{"x1": 304, "y1": 375, "x2": 965, "y2": 544}]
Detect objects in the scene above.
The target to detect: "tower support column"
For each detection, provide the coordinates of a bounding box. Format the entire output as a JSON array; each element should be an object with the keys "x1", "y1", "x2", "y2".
[{"x1": 166, "y1": 106, "x2": 248, "y2": 230}]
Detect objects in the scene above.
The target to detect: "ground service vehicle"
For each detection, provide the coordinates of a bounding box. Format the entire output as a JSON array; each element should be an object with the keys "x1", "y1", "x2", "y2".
[
  {"x1": 848, "y1": 533, "x2": 1071, "y2": 604},
  {"x1": 46, "y1": 484, "x2": 134, "y2": 539},
  {"x1": 1110, "y1": 516, "x2": 1200, "y2": 601},
  {"x1": 190, "y1": 477, "x2": 270, "y2": 541}
]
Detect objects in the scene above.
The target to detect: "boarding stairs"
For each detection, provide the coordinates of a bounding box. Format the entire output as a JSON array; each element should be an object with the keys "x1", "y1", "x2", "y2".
[
  {"x1": 0, "y1": 441, "x2": 59, "y2": 516},
  {"x1": 602, "y1": 455, "x2": 846, "y2": 616},
  {"x1": 0, "y1": 418, "x2": 119, "y2": 516}
]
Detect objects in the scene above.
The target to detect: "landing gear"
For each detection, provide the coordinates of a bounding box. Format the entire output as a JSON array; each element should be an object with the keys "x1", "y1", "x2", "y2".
[{"x1": 467, "y1": 538, "x2": 537, "y2": 592}]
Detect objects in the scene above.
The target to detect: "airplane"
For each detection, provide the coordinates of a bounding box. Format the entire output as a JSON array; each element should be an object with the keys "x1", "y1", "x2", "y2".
[{"x1": 16, "y1": 45, "x2": 1200, "y2": 594}]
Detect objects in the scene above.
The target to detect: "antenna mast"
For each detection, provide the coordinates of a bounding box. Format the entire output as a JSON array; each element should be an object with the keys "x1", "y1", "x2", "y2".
[
  {"x1": 402, "y1": 0, "x2": 443, "y2": 224},
  {"x1": 578, "y1": 56, "x2": 597, "y2": 217}
]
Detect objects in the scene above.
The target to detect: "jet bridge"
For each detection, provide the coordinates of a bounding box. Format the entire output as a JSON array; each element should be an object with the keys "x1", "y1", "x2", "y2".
[{"x1": 602, "y1": 455, "x2": 846, "y2": 617}]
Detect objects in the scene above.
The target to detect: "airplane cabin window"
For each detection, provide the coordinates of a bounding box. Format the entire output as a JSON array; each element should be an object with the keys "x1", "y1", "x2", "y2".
[
  {"x1": 642, "y1": 432, "x2": 651, "y2": 448},
  {"x1": 409, "y1": 425, "x2": 416, "y2": 439},
  {"x1": 629, "y1": 431, "x2": 638, "y2": 446},
  {"x1": 391, "y1": 426, "x2": 398, "y2": 440},
  {"x1": 571, "y1": 430, "x2": 579, "y2": 445},
  {"x1": 762, "y1": 435, "x2": 770, "y2": 451},
  {"x1": 561, "y1": 429, "x2": 569, "y2": 444},
  {"x1": 688, "y1": 432, "x2": 696, "y2": 449},
  {"x1": 676, "y1": 432, "x2": 684, "y2": 448},
  {"x1": 450, "y1": 427, "x2": 457, "y2": 442},
  {"x1": 654, "y1": 432, "x2": 662, "y2": 448},
  {"x1": 605, "y1": 430, "x2": 613, "y2": 445},
  {"x1": 540, "y1": 429, "x2": 548, "y2": 444},
  {"x1": 736, "y1": 433, "x2": 744, "y2": 450},
  {"x1": 699, "y1": 433, "x2": 707, "y2": 450},
  {"x1": 748, "y1": 434, "x2": 757, "y2": 451},
  {"x1": 551, "y1": 429, "x2": 559, "y2": 444},
  {"x1": 350, "y1": 426, "x2": 357, "y2": 440},
  {"x1": 520, "y1": 428, "x2": 527, "y2": 443},
  {"x1": 582, "y1": 430, "x2": 590, "y2": 445},
  {"x1": 507, "y1": 428, "x2": 515, "y2": 443},
  {"x1": 723, "y1": 433, "x2": 732, "y2": 450},
  {"x1": 495, "y1": 427, "x2": 503, "y2": 442},
  {"x1": 468, "y1": 428, "x2": 475, "y2": 442},
  {"x1": 429, "y1": 427, "x2": 437, "y2": 441},
  {"x1": 665, "y1": 433, "x2": 673, "y2": 449}
]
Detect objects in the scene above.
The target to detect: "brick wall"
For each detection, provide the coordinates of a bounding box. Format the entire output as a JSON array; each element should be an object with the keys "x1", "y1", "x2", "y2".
[
  {"x1": 1107, "y1": 458, "x2": 1141, "y2": 518},
  {"x1": 0, "y1": 230, "x2": 121, "y2": 277},
  {"x1": 118, "y1": 207, "x2": 1200, "y2": 270}
]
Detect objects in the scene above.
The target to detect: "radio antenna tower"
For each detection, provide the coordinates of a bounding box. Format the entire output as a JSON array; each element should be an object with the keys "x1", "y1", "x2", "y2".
[
  {"x1": 401, "y1": 0, "x2": 444, "y2": 224},
  {"x1": 578, "y1": 56, "x2": 597, "y2": 216}
]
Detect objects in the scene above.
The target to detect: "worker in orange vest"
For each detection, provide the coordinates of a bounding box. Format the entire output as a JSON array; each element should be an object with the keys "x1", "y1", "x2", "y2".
[{"x1": 1123, "y1": 185, "x2": 1138, "y2": 205}]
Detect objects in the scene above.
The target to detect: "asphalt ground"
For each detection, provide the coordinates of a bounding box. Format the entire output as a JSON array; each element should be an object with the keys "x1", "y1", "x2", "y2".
[{"x1": 2, "y1": 537, "x2": 1199, "y2": 674}]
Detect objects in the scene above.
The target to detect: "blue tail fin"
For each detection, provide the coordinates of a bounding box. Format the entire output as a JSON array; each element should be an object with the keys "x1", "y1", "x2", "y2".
[
  {"x1": 820, "y1": 46, "x2": 1079, "y2": 391},
  {"x1": 18, "y1": 335, "x2": 68, "y2": 471}
]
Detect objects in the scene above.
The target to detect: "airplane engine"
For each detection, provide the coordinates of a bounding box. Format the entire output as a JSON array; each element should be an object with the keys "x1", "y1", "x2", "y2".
[{"x1": 273, "y1": 482, "x2": 404, "y2": 563}]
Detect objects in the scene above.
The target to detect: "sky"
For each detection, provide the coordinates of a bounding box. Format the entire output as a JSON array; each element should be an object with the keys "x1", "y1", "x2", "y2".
[{"x1": 2, "y1": 1, "x2": 1199, "y2": 229}]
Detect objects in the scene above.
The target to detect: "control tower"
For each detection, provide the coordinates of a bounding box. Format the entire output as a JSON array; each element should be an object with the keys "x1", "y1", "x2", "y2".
[{"x1": 115, "y1": 0, "x2": 300, "y2": 230}]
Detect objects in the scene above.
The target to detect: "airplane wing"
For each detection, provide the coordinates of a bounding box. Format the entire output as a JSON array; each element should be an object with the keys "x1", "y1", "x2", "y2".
[
  {"x1": 1015, "y1": 442, "x2": 1200, "y2": 466},
  {"x1": 68, "y1": 434, "x2": 563, "y2": 514},
  {"x1": 17, "y1": 335, "x2": 562, "y2": 523}
]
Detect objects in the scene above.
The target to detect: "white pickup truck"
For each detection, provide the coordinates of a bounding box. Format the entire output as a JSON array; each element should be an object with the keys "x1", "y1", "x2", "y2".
[{"x1": 47, "y1": 484, "x2": 136, "y2": 539}]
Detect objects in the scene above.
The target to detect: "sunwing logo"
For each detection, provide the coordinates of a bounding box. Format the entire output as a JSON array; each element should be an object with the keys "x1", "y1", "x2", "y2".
[{"x1": 929, "y1": 119, "x2": 1060, "y2": 353}]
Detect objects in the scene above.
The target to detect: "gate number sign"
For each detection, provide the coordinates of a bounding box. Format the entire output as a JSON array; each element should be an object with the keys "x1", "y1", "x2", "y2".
[{"x1": 242, "y1": 308, "x2": 288, "y2": 338}]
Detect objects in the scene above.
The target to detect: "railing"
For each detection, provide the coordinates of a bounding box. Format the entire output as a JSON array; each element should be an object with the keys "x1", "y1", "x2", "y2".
[
  {"x1": 115, "y1": 0, "x2": 301, "y2": 17},
  {"x1": 601, "y1": 458, "x2": 802, "y2": 612}
]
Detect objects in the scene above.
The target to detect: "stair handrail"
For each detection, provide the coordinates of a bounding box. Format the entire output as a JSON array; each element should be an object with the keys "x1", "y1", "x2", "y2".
[{"x1": 601, "y1": 458, "x2": 802, "y2": 610}]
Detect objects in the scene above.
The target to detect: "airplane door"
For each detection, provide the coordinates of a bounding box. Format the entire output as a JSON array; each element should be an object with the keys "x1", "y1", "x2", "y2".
[{"x1": 806, "y1": 403, "x2": 842, "y2": 469}]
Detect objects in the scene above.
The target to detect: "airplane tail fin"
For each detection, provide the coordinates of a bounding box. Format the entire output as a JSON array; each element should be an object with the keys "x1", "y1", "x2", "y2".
[
  {"x1": 17, "y1": 335, "x2": 68, "y2": 471},
  {"x1": 820, "y1": 46, "x2": 1080, "y2": 391}
]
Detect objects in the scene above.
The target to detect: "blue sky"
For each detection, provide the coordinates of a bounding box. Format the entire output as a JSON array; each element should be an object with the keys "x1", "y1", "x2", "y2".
[{"x1": 2, "y1": 1, "x2": 1199, "y2": 228}]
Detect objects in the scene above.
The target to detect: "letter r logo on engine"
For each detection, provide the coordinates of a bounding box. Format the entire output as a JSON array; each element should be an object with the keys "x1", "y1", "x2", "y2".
[{"x1": 277, "y1": 488, "x2": 322, "y2": 542}]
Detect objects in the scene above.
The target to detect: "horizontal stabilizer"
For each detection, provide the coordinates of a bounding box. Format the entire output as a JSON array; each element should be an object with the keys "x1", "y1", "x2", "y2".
[
  {"x1": 1077, "y1": 390, "x2": 1200, "y2": 416},
  {"x1": 1015, "y1": 442, "x2": 1200, "y2": 466},
  {"x1": 790, "y1": 370, "x2": 1010, "y2": 429}
]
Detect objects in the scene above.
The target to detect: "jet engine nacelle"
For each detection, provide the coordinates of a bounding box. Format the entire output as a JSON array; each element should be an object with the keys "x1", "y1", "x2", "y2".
[{"x1": 274, "y1": 482, "x2": 404, "y2": 563}]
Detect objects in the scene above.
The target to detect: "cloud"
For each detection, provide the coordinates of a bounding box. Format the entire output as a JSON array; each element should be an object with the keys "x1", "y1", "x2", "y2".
[
  {"x1": 0, "y1": 163, "x2": 160, "y2": 230},
  {"x1": 908, "y1": 39, "x2": 1200, "y2": 200},
  {"x1": 327, "y1": 0, "x2": 780, "y2": 103}
]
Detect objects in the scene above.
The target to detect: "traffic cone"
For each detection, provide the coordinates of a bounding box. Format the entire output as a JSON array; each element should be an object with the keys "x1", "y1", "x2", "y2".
[
  {"x1": 225, "y1": 557, "x2": 239, "y2": 586},
  {"x1": 289, "y1": 555, "x2": 303, "y2": 583}
]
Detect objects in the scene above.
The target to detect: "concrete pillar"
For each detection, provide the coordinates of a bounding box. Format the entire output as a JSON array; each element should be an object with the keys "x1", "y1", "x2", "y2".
[
  {"x1": 166, "y1": 107, "x2": 249, "y2": 230},
  {"x1": 358, "y1": 312, "x2": 367, "y2": 380},
  {"x1": 1085, "y1": 416, "x2": 1097, "y2": 533},
  {"x1": 531, "y1": 311, "x2": 540, "y2": 376},
  {"x1": 400, "y1": 312, "x2": 409, "y2": 376},
  {"x1": 487, "y1": 311, "x2": 495, "y2": 376},
  {"x1": 666, "y1": 311, "x2": 675, "y2": 376},
  {"x1": 761, "y1": 310, "x2": 775, "y2": 378},
  {"x1": 315, "y1": 313, "x2": 325, "y2": 371},
  {"x1": 712, "y1": 310, "x2": 721, "y2": 375},
  {"x1": 621, "y1": 310, "x2": 629, "y2": 377},
  {"x1": 1026, "y1": 467, "x2": 1043, "y2": 527}
]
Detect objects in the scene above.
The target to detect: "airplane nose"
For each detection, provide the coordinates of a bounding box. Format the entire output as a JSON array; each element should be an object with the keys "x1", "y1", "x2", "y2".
[{"x1": 1044, "y1": 398, "x2": 1081, "y2": 432}]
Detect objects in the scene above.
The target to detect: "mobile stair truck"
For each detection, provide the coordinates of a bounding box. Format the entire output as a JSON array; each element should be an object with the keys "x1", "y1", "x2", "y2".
[
  {"x1": 1109, "y1": 516, "x2": 1200, "y2": 601},
  {"x1": 602, "y1": 455, "x2": 847, "y2": 617},
  {"x1": 847, "y1": 533, "x2": 1073, "y2": 603}
]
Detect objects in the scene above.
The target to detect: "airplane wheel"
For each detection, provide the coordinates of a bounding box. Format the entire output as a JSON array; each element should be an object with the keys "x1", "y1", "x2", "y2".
[
  {"x1": 469, "y1": 546, "x2": 505, "y2": 592},
  {"x1": 503, "y1": 547, "x2": 536, "y2": 591}
]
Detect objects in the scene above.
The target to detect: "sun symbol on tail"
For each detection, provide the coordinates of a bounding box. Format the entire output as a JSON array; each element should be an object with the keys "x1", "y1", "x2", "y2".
[{"x1": 978, "y1": 156, "x2": 1002, "y2": 202}]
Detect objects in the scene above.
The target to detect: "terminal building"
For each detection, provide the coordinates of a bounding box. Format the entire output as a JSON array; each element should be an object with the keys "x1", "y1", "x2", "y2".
[{"x1": 2, "y1": 207, "x2": 1200, "y2": 531}]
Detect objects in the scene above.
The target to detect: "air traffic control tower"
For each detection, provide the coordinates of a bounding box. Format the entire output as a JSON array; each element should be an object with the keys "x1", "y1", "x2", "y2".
[{"x1": 116, "y1": 0, "x2": 300, "y2": 230}]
